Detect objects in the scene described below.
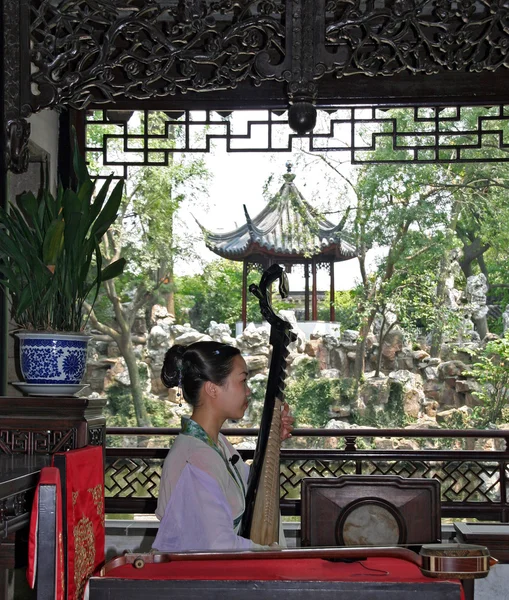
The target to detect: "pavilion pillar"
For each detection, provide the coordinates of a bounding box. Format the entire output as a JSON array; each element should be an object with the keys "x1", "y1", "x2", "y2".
[
  {"x1": 304, "y1": 262, "x2": 310, "y2": 321},
  {"x1": 242, "y1": 260, "x2": 248, "y2": 330},
  {"x1": 330, "y1": 261, "x2": 335, "y2": 322},
  {"x1": 312, "y1": 258, "x2": 318, "y2": 321}
]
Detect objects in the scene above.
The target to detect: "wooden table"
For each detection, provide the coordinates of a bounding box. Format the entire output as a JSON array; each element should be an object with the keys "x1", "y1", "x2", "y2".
[
  {"x1": 0, "y1": 454, "x2": 50, "y2": 599},
  {"x1": 454, "y1": 522, "x2": 509, "y2": 564},
  {"x1": 89, "y1": 553, "x2": 464, "y2": 600}
]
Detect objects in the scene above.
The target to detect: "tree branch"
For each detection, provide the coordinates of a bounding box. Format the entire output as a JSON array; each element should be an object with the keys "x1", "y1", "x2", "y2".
[{"x1": 84, "y1": 302, "x2": 121, "y2": 343}]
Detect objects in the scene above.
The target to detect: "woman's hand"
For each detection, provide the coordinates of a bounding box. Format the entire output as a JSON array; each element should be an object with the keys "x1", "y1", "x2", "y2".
[{"x1": 280, "y1": 402, "x2": 294, "y2": 441}]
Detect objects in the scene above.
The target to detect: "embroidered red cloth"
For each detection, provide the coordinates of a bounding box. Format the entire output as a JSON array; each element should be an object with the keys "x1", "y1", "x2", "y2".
[
  {"x1": 53, "y1": 445, "x2": 105, "y2": 600},
  {"x1": 27, "y1": 466, "x2": 65, "y2": 600}
]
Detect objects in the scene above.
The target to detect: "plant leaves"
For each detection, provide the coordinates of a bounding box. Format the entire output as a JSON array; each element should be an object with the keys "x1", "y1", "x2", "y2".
[{"x1": 101, "y1": 257, "x2": 126, "y2": 281}]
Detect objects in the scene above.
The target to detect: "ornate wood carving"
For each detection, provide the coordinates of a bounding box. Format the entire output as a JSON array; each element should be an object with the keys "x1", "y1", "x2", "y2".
[
  {"x1": 6, "y1": 118, "x2": 31, "y2": 174},
  {"x1": 320, "y1": 1, "x2": 509, "y2": 78},
  {"x1": 0, "y1": 428, "x2": 77, "y2": 454},
  {"x1": 28, "y1": 0, "x2": 288, "y2": 111},
  {"x1": 0, "y1": 490, "x2": 28, "y2": 522},
  {"x1": 3, "y1": 0, "x2": 32, "y2": 172},
  {"x1": 20, "y1": 0, "x2": 509, "y2": 114},
  {"x1": 89, "y1": 426, "x2": 105, "y2": 446},
  {"x1": 24, "y1": 1, "x2": 509, "y2": 111},
  {"x1": 3, "y1": 1, "x2": 509, "y2": 172}
]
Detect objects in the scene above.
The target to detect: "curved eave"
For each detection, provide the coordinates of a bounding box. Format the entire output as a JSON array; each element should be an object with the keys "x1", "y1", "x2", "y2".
[{"x1": 205, "y1": 239, "x2": 357, "y2": 261}]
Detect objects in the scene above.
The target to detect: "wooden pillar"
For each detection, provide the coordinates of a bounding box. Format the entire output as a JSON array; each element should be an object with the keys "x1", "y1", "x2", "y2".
[
  {"x1": 330, "y1": 261, "x2": 335, "y2": 322},
  {"x1": 304, "y1": 262, "x2": 310, "y2": 321},
  {"x1": 0, "y1": 0, "x2": 7, "y2": 396},
  {"x1": 242, "y1": 260, "x2": 248, "y2": 330},
  {"x1": 312, "y1": 258, "x2": 317, "y2": 321}
]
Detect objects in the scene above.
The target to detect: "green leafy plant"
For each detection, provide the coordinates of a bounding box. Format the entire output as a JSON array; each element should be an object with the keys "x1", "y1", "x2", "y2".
[
  {"x1": 284, "y1": 359, "x2": 342, "y2": 427},
  {"x1": 465, "y1": 336, "x2": 509, "y2": 428},
  {"x1": 0, "y1": 131, "x2": 126, "y2": 331}
]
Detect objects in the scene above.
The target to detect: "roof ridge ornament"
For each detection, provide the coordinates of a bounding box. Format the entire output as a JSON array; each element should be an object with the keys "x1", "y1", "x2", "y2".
[{"x1": 283, "y1": 160, "x2": 296, "y2": 183}]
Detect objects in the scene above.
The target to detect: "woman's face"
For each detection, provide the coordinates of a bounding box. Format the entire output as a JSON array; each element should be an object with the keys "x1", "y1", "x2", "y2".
[{"x1": 216, "y1": 355, "x2": 252, "y2": 420}]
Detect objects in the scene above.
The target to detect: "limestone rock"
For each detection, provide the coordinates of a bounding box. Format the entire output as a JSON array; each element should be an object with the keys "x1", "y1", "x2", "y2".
[
  {"x1": 289, "y1": 354, "x2": 315, "y2": 372},
  {"x1": 374, "y1": 437, "x2": 395, "y2": 449},
  {"x1": 455, "y1": 379, "x2": 479, "y2": 394},
  {"x1": 388, "y1": 370, "x2": 425, "y2": 418},
  {"x1": 359, "y1": 377, "x2": 390, "y2": 406},
  {"x1": 395, "y1": 439, "x2": 420, "y2": 450},
  {"x1": 151, "y1": 304, "x2": 175, "y2": 323},
  {"x1": 381, "y1": 330, "x2": 404, "y2": 362},
  {"x1": 396, "y1": 349, "x2": 415, "y2": 371},
  {"x1": 174, "y1": 330, "x2": 212, "y2": 345},
  {"x1": 244, "y1": 354, "x2": 269, "y2": 373},
  {"x1": 236, "y1": 323, "x2": 270, "y2": 354},
  {"x1": 423, "y1": 380, "x2": 442, "y2": 400},
  {"x1": 148, "y1": 325, "x2": 169, "y2": 348},
  {"x1": 437, "y1": 360, "x2": 467, "y2": 380},
  {"x1": 279, "y1": 311, "x2": 306, "y2": 353},
  {"x1": 422, "y1": 366, "x2": 439, "y2": 380},
  {"x1": 423, "y1": 399, "x2": 439, "y2": 418},
  {"x1": 406, "y1": 416, "x2": 440, "y2": 429},
  {"x1": 342, "y1": 330, "x2": 359, "y2": 343},
  {"x1": 206, "y1": 321, "x2": 237, "y2": 346},
  {"x1": 436, "y1": 405, "x2": 472, "y2": 425},
  {"x1": 330, "y1": 405, "x2": 351, "y2": 418},
  {"x1": 111, "y1": 359, "x2": 152, "y2": 394},
  {"x1": 304, "y1": 339, "x2": 321, "y2": 357},
  {"x1": 412, "y1": 350, "x2": 430, "y2": 361}
]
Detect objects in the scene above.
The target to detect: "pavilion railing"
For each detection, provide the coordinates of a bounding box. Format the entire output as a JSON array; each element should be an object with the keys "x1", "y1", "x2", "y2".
[{"x1": 104, "y1": 427, "x2": 509, "y2": 522}]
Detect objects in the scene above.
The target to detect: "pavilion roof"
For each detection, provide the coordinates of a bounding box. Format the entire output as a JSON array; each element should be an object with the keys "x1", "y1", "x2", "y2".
[{"x1": 198, "y1": 171, "x2": 357, "y2": 263}]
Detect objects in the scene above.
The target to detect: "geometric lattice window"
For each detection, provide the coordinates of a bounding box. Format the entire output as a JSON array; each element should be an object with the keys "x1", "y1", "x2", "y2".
[{"x1": 86, "y1": 105, "x2": 509, "y2": 178}]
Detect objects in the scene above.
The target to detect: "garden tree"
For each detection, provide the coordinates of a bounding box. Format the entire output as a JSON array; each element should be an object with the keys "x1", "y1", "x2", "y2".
[
  {"x1": 465, "y1": 335, "x2": 509, "y2": 428},
  {"x1": 305, "y1": 150, "x2": 454, "y2": 379},
  {"x1": 178, "y1": 258, "x2": 351, "y2": 334},
  {"x1": 317, "y1": 289, "x2": 360, "y2": 331},
  {"x1": 176, "y1": 259, "x2": 297, "y2": 333},
  {"x1": 85, "y1": 111, "x2": 209, "y2": 426},
  {"x1": 302, "y1": 107, "x2": 509, "y2": 372}
]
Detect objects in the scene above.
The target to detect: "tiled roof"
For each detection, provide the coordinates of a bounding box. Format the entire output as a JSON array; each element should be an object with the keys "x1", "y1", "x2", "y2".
[{"x1": 198, "y1": 173, "x2": 357, "y2": 262}]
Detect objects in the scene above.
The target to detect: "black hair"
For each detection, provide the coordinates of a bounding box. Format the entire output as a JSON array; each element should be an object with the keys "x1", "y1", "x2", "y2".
[{"x1": 161, "y1": 341, "x2": 241, "y2": 407}]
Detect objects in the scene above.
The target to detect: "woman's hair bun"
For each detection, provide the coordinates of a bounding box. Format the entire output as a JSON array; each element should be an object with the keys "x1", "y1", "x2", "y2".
[{"x1": 161, "y1": 344, "x2": 186, "y2": 389}]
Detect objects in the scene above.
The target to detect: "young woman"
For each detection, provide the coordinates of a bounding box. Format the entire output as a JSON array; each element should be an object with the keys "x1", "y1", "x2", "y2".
[{"x1": 153, "y1": 341, "x2": 294, "y2": 552}]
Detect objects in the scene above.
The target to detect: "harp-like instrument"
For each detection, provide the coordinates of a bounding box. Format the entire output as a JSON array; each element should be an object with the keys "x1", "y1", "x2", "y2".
[{"x1": 239, "y1": 264, "x2": 297, "y2": 545}]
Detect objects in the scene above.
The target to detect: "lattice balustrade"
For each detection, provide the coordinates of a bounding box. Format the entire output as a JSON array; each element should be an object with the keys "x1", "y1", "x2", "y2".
[
  {"x1": 105, "y1": 440, "x2": 509, "y2": 520},
  {"x1": 105, "y1": 457, "x2": 163, "y2": 499}
]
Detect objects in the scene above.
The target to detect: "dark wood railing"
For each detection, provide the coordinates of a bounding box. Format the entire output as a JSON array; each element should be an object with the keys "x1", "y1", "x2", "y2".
[{"x1": 105, "y1": 427, "x2": 509, "y2": 522}]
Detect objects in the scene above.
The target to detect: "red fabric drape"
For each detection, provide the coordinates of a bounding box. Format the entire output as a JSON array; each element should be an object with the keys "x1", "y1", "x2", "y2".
[
  {"x1": 27, "y1": 466, "x2": 65, "y2": 600},
  {"x1": 53, "y1": 445, "x2": 105, "y2": 600}
]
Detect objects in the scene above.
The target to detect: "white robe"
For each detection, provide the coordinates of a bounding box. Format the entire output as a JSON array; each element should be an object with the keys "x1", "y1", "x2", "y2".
[{"x1": 154, "y1": 430, "x2": 284, "y2": 551}]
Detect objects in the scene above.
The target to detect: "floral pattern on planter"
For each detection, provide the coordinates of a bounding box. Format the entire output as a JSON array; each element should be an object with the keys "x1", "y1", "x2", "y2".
[{"x1": 18, "y1": 334, "x2": 90, "y2": 384}]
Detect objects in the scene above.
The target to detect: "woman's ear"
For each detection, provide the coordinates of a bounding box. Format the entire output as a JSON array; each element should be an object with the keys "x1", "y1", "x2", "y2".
[{"x1": 203, "y1": 380, "x2": 218, "y2": 398}]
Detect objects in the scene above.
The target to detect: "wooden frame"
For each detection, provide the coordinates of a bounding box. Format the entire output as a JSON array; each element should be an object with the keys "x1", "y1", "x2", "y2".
[{"x1": 301, "y1": 475, "x2": 441, "y2": 548}]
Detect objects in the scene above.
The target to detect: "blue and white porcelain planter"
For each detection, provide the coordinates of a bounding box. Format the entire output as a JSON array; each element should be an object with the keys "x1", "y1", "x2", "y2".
[{"x1": 16, "y1": 332, "x2": 92, "y2": 385}]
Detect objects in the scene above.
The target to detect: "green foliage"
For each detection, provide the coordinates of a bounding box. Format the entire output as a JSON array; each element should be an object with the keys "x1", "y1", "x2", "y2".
[
  {"x1": 353, "y1": 381, "x2": 410, "y2": 429},
  {"x1": 86, "y1": 110, "x2": 210, "y2": 323},
  {"x1": 175, "y1": 260, "x2": 263, "y2": 331},
  {"x1": 318, "y1": 289, "x2": 360, "y2": 330},
  {"x1": 0, "y1": 130, "x2": 126, "y2": 331},
  {"x1": 464, "y1": 336, "x2": 509, "y2": 427},
  {"x1": 104, "y1": 367, "x2": 174, "y2": 436},
  {"x1": 284, "y1": 359, "x2": 344, "y2": 427}
]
